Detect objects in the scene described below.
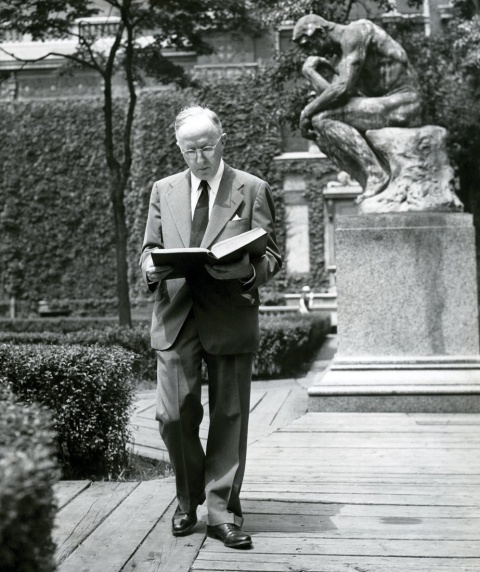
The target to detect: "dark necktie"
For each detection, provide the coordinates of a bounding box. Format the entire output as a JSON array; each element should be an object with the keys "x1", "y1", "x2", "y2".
[{"x1": 190, "y1": 180, "x2": 209, "y2": 247}]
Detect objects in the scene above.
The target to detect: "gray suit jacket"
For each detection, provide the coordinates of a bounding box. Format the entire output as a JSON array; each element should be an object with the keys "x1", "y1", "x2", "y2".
[{"x1": 140, "y1": 163, "x2": 282, "y2": 354}]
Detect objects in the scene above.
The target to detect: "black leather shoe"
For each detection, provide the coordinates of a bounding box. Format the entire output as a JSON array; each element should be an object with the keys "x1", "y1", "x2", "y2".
[
  {"x1": 207, "y1": 523, "x2": 252, "y2": 548},
  {"x1": 172, "y1": 506, "x2": 197, "y2": 536}
]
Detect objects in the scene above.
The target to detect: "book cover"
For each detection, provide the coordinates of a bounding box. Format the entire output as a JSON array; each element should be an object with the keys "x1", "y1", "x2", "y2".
[{"x1": 150, "y1": 227, "x2": 267, "y2": 280}]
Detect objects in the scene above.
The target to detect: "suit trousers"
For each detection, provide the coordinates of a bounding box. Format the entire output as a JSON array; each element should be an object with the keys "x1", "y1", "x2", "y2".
[{"x1": 155, "y1": 309, "x2": 253, "y2": 527}]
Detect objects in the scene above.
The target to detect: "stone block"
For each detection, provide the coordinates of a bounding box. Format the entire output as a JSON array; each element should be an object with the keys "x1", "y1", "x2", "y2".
[
  {"x1": 335, "y1": 212, "x2": 479, "y2": 357},
  {"x1": 308, "y1": 212, "x2": 480, "y2": 413}
]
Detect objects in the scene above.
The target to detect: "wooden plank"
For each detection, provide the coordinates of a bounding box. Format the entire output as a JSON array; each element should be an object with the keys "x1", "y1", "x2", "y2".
[
  {"x1": 244, "y1": 481, "x2": 480, "y2": 492},
  {"x1": 132, "y1": 415, "x2": 209, "y2": 444},
  {"x1": 241, "y1": 490, "x2": 478, "y2": 506},
  {"x1": 130, "y1": 426, "x2": 207, "y2": 450},
  {"x1": 284, "y1": 412, "x2": 480, "y2": 430},
  {"x1": 289, "y1": 411, "x2": 418, "y2": 426},
  {"x1": 244, "y1": 461, "x2": 480, "y2": 473},
  {"x1": 241, "y1": 482, "x2": 480, "y2": 498},
  {"x1": 122, "y1": 503, "x2": 207, "y2": 572},
  {"x1": 58, "y1": 479, "x2": 177, "y2": 572},
  {"x1": 246, "y1": 448, "x2": 479, "y2": 464},
  {"x1": 410, "y1": 414, "x2": 480, "y2": 425},
  {"x1": 257, "y1": 436, "x2": 480, "y2": 448},
  {"x1": 249, "y1": 388, "x2": 292, "y2": 427},
  {"x1": 133, "y1": 399, "x2": 156, "y2": 415},
  {"x1": 54, "y1": 481, "x2": 91, "y2": 510},
  {"x1": 267, "y1": 385, "x2": 307, "y2": 429},
  {"x1": 279, "y1": 423, "x2": 478, "y2": 433},
  {"x1": 242, "y1": 513, "x2": 480, "y2": 538},
  {"x1": 241, "y1": 500, "x2": 480, "y2": 518},
  {"x1": 249, "y1": 390, "x2": 267, "y2": 412},
  {"x1": 131, "y1": 443, "x2": 169, "y2": 462},
  {"x1": 192, "y1": 554, "x2": 480, "y2": 572},
  {"x1": 130, "y1": 416, "x2": 161, "y2": 430},
  {"x1": 199, "y1": 536, "x2": 480, "y2": 557},
  {"x1": 54, "y1": 482, "x2": 139, "y2": 564},
  {"x1": 242, "y1": 473, "x2": 480, "y2": 485}
]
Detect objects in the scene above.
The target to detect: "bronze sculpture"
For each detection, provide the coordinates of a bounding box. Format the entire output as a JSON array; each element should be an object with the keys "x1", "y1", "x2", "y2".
[{"x1": 293, "y1": 14, "x2": 463, "y2": 212}]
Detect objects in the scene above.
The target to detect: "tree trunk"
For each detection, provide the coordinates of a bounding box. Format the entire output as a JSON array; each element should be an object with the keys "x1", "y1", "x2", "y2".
[{"x1": 110, "y1": 172, "x2": 132, "y2": 327}]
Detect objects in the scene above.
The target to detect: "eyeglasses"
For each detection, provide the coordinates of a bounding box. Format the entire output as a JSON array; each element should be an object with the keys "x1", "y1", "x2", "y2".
[{"x1": 178, "y1": 135, "x2": 223, "y2": 159}]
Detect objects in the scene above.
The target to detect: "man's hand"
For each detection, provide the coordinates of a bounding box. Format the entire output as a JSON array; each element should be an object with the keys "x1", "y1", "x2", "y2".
[
  {"x1": 300, "y1": 109, "x2": 316, "y2": 140},
  {"x1": 146, "y1": 263, "x2": 173, "y2": 283},
  {"x1": 205, "y1": 252, "x2": 254, "y2": 281}
]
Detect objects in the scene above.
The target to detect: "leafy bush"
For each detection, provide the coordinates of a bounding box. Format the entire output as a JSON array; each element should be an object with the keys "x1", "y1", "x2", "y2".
[
  {"x1": 0, "y1": 317, "x2": 133, "y2": 332},
  {"x1": 255, "y1": 313, "x2": 330, "y2": 378},
  {"x1": 0, "y1": 324, "x2": 156, "y2": 380},
  {"x1": 0, "y1": 384, "x2": 59, "y2": 572},
  {"x1": 0, "y1": 313, "x2": 330, "y2": 381},
  {"x1": 0, "y1": 344, "x2": 136, "y2": 478}
]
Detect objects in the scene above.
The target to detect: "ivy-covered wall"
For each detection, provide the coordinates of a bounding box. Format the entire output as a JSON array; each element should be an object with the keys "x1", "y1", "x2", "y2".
[
  {"x1": 0, "y1": 100, "x2": 118, "y2": 312},
  {"x1": 0, "y1": 77, "x2": 332, "y2": 315}
]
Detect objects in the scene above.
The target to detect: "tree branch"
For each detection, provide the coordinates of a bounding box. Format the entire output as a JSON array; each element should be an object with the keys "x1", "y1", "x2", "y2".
[
  {"x1": 67, "y1": 29, "x2": 105, "y2": 74},
  {"x1": 344, "y1": 0, "x2": 355, "y2": 21}
]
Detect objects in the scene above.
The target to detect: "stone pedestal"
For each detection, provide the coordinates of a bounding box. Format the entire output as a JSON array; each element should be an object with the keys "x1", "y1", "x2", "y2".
[{"x1": 308, "y1": 212, "x2": 480, "y2": 412}]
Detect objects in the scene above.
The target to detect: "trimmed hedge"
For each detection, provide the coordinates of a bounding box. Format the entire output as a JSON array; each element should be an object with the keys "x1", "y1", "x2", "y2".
[
  {"x1": 256, "y1": 313, "x2": 330, "y2": 378},
  {"x1": 0, "y1": 317, "x2": 127, "y2": 332},
  {"x1": 0, "y1": 384, "x2": 59, "y2": 572},
  {"x1": 0, "y1": 344, "x2": 136, "y2": 478},
  {"x1": 0, "y1": 313, "x2": 330, "y2": 381},
  {"x1": 0, "y1": 325, "x2": 155, "y2": 380}
]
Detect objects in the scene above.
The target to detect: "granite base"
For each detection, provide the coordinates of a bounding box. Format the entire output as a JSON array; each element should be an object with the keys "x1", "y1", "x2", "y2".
[{"x1": 308, "y1": 213, "x2": 480, "y2": 413}]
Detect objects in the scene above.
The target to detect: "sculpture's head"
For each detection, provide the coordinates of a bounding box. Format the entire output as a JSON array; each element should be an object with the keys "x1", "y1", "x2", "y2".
[{"x1": 292, "y1": 14, "x2": 333, "y2": 54}]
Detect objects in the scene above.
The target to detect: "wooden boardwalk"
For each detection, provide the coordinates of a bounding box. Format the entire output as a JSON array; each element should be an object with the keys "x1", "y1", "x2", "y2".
[{"x1": 53, "y1": 341, "x2": 480, "y2": 571}]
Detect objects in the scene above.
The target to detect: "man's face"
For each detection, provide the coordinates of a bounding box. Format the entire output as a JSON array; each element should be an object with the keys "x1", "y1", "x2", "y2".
[
  {"x1": 296, "y1": 32, "x2": 327, "y2": 55},
  {"x1": 176, "y1": 116, "x2": 226, "y2": 180}
]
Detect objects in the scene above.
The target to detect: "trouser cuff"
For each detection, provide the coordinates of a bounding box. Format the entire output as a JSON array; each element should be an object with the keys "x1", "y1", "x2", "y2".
[{"x1": 207, "y1": 510, "x2": 243, "y2": 527}]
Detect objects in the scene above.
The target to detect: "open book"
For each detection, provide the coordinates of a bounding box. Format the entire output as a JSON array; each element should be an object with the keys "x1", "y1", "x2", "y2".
[{"x1": 150, "y1": 227, "x2": 268, "y2": 280}]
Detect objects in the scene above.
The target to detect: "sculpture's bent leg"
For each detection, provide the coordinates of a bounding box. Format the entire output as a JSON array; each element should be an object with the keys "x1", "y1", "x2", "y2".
[{"x1": 311, "y1": 117, "x2": 389, "y2": 199}]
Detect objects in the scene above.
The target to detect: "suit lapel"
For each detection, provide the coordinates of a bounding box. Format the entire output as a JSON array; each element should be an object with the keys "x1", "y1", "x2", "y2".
[
  {"x1": 165, "y1": 170, "x2": 191, "y2": 247},
  {"x1": 201, "y1": 164, "x2": 244, "y2": 249}
]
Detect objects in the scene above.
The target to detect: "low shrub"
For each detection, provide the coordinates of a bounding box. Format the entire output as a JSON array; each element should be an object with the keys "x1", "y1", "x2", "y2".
[
  {"x1": 0, "y1": 324, "x2": 156, "y2": 380},
  {"x1": 0, "y1": 317, "x2": 136, "y2": 332},
  {"x1": 0, "y1": 343, "x2": 136, "y2": 478},
  {"x1": 0, "y1": 384, "x2": 59, "y2": 572},
  {"x1": 0, "y1": 312, "x2": 330, "y2": 384},
  {"x1": 255, "y1": 313, "x2": 330, "y2": 378}
]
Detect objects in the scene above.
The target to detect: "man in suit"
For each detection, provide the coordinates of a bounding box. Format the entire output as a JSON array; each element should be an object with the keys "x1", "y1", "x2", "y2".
[{"x1": 140, "y1": 106, "x2": 282, "y2": 548}]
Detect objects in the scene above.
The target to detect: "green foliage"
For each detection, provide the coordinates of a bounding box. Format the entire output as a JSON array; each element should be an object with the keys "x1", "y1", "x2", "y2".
[
  {"x1": 0, "y1": 317, "x2": 131, "y2": 332},
  {"x1": 0, "y1": 71, "x2": 332, "y2": 310},
  {"x1": 255, "y1": 313, "x2": 330, "y2": 377},
  {"x1": 0, "y1": 343, "x2": 136, "y2": 478},
  {"x1": 0, "y1": 324, "x2": 156, "y2": 380},
  {"x1": 0, "y1": 312, "x2": 331, "y2": 381},
  {"x1": 0, "y1": 385, "x2": 59, "y2": 572},
  {"x1": 254, "y1": 0, "x2": 391, "y2": 25},
  {"x1": 0, "y1": 98, "x2": 118, "y2": 301},
  {"x1": 384, "y1": 13, "x2": 480, "y2": 222}
]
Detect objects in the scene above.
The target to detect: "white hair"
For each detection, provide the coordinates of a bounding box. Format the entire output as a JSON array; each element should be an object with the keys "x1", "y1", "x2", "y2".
[{"x1": 175, "y1": 106, "x2": 223, "y2": 136}]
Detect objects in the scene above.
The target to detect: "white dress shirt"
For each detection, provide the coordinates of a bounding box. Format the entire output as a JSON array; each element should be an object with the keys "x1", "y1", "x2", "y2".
[{"x1": 190, "y1": 159, "x2": 225, "y2": 219}]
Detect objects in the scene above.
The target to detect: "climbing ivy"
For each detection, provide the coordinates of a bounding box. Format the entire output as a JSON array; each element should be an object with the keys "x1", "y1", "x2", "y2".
[{"x1": 0, "y1": 75, "x2": 332, "y2": 315}]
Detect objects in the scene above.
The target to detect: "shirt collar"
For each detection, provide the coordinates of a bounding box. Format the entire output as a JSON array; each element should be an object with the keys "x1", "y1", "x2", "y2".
[{"x1": 190, "y1": 159, "x2": 225, "y2": 198}]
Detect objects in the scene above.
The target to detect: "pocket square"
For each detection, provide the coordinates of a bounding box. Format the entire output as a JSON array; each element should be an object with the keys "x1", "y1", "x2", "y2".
[{"x1": 231, "y1": 214, "x2": 242, "y2": 221}]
